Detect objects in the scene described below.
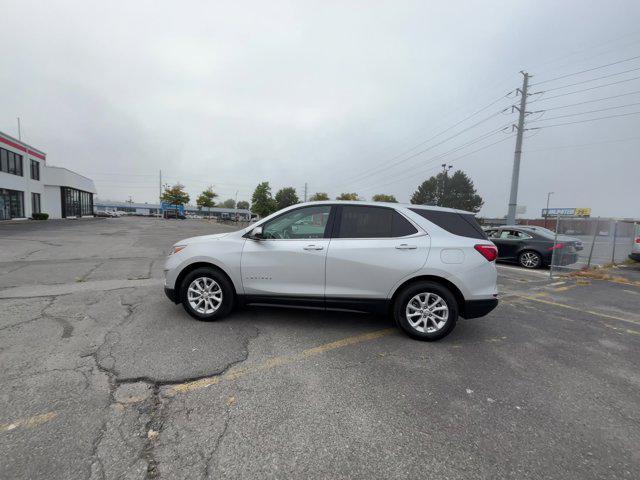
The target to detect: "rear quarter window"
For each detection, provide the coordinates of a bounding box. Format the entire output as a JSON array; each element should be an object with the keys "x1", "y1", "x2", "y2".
[{"x1": 409, "y1": 208, "x2": 487, "y2": 240}]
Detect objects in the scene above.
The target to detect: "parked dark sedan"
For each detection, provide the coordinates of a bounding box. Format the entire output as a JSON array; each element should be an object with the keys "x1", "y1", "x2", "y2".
[{"x1": 484, "y1": 226, "x2": 581, "y2": 269}]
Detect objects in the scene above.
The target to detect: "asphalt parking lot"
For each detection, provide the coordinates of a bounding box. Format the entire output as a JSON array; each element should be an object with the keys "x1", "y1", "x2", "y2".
[{"x1": 1, "y1": 217, "x2": 639, "y2": 480}]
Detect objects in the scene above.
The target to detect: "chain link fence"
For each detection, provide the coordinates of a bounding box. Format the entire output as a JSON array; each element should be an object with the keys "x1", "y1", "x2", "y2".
[{"x1": 549, "y1": 217, "x2": 638, "y2": 277}]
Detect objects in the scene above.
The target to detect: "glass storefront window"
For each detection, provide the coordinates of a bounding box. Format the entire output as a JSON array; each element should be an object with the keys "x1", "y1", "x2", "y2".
[
  {"x1": 0, "y1": 189, "x2": 24, "y2": 219},
  {"x1": 61, "y1": 187, "x2": 93, "y2": 218}
]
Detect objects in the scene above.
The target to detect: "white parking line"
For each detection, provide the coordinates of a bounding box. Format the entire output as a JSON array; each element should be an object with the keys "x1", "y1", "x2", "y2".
[{"x1": 496, "y1": 265, "x2": 551, "y2": 278}]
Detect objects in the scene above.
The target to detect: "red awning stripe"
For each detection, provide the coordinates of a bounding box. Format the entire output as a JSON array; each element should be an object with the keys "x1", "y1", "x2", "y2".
[
  {"x1": 27, "y1": 149, "x2": 46, "y2": 160},
  {"x1": 0, "y1": 136, "x2": 46, "y2": 160}
]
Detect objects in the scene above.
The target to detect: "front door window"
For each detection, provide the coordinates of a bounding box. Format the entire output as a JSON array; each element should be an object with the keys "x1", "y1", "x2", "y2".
[{"x1": 261, "y1": 205, "x2": 331, "y2": 239}]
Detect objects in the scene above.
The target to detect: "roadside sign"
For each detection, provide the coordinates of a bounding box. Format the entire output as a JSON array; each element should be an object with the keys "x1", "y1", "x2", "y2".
[{"x1": 542, "y1": 207, "x2": 591, "y2": 217}]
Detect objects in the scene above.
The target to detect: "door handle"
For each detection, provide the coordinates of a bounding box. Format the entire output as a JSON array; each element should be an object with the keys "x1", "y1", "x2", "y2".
[
  {"x1": 395, "y1": 244, "x2": 417, "y2": 250},
  {"x1": 303, "y1": 245, "x2": 324, "y2": 250}
]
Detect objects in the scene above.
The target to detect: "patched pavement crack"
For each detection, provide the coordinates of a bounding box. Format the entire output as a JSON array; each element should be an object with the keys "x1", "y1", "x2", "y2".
[
  {"x1": 78, "y1": 293, "x2": 260, "y2": 479},
  {"x1": 202, "y1": 399, "x2": 234, "y2": 480}
]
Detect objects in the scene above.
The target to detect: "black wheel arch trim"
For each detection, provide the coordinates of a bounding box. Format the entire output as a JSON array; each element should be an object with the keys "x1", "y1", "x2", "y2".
[
  {"x1": 390, "y1": 275, "x2": 466, "y2": 316},
  {"x1": 174, "y1": 262, "x2": 238, "y2": 300}
]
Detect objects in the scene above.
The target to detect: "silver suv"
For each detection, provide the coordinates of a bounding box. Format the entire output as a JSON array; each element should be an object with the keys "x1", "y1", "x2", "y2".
[{"x1": 163, "y1": 201, "x2": 498, "y2": 341}]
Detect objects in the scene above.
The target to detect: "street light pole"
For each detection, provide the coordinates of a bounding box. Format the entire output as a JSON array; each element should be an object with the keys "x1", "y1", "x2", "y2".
[
  {"x1": 544, "y1": 191, "x2": 554, "y2": 228},
  {"x1": 438, "y1": 164, "x2": 452, "y2": 206}
]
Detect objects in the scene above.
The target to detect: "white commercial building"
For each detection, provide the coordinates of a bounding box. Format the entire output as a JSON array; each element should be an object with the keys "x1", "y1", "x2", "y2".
[{"x1": 0, "y1": 131, "x2": 97, "y2": 220}]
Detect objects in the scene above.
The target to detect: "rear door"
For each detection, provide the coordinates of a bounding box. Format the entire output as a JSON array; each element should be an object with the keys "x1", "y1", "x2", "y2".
[
  {"x1": 492, "y1": 229, "x2": 528, "y2": 260},
  {"x1": 325, "y1": 205, "x2": 429, "y2": 304}
]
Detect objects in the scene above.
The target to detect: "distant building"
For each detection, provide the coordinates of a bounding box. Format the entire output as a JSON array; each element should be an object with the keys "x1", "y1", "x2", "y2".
[
  {"x1": 94, "y1": 200, "x2": 252, "y2": 221},
  {"x1": 0, "y1": 131, "x2": 97, "y2": 220}
]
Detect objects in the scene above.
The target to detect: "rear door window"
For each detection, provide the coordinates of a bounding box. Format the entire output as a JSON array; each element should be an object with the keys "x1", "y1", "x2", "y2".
[
  {"x1": 500, "y1": 230, "x2": 532, "y2": 240},
  {"x1": 409, "y1": 208, "x2": 487, "y2": 240},
  {"x1": 337, "y1": 205, "x2": 418, "y2": 238}
]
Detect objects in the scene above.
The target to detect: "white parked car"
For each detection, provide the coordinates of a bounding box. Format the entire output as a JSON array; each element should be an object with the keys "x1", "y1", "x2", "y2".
[{"x1": 163, "y1": 202, "x2": 498, "y2": 341}]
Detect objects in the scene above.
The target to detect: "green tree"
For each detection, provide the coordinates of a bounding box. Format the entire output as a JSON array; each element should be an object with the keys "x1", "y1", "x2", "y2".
[
  {"x1": 309, "y1": 192, "x2": 330, "y2": 201},
  {"x1": 444, "y1": 170, "x2": 484, "y2": 212},
  {"x1": 222, "y1": 198, "x2": 236, "y2": 209},
  {"x1": 336, "y1": 192, "x2": 360, "y2": 201},
  {"x1": 251, "y1": 182, "x2": 277, "y2": 218},
  {"x1": 275, "y1": 187, "x2": 299, "y2": 210},
  {"x1": 237, "y1": 200, "x2": 250, "y2": 210},
  {"x1": 196, "y1": 186, "x2": 217, "y2": 219},
  {"x1": 372, "y1": 194, "x2": 397, "y2": 202},
  {"x1": 161, "y1": 183, "x2": 190, "y2": 206},
  {"x1": 410, "y1": 169, "x2": 483, "y2": 213}
]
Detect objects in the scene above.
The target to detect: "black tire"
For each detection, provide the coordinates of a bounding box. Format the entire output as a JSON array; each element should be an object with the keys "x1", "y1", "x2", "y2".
[
  {"x1": 179, "y1": 267, "x2": 235, "y2": 321},
  {"x1": 518, "y1": 250, "x2": 542, "y2": 269},
  {"x1": 393, "y1": 281, "x2": 458, "y2": 341}
]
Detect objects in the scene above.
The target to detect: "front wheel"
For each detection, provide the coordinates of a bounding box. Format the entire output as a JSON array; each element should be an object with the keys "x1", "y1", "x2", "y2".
[
  {"x1": 394, "y1": 281, "x2": 458, "y2": 341},
  {"x1": 180, "y1": 267, "x2": 235, "y2": 321},
  {"x1": 519, "y1": 250, "x2": 542, "y2": 269}
]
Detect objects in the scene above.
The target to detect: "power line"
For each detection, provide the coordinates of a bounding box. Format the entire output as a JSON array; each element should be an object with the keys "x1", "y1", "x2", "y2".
[
  {"x1": 541, "y1": 89, "x2": 640, "y2": 110},
  {"x1": 530, "y1": 31, "x2": 640, "y2": 76},
  {"x1": 531, "y1": 76, "x2": 640, "y2": 102},
  {"x1": 527, "y1": 136, "x2": 640, "y2": 152},
  {"x1": 528, "y1": 101, "x2": 640, "y2": 122},
  {"x1": 335, "y1": 93, "x2": 511, "y2": 187},
  {"x1": 531, "y1": 54, "x2": 640, "y2": 86},
  {"x1": 538, "y1": 66, "x2": 640, "y2": 92},
  {"x1": 347, "y1": 122, "x2": 510, "y2": 190},
  {"x1": 339, "y1": 107, "x2": 510, "y2": 188},
  {"x1": 355, "y1": 131, "x2": 513, "y2": 193},
  {"x1": 530, "y1": 110, "x2": 640, "y2": 129},
  {"x1": 357, "y1": 134, "x2": 515, "y2": 194}
]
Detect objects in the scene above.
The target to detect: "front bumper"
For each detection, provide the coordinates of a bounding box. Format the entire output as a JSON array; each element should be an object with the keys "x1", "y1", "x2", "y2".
[
  {"x1": 164, "y1": 287, "x2": 178, "y2": 303},
  {"x1": 461, "y1": 298, "x2": 498, "y2": 319}
]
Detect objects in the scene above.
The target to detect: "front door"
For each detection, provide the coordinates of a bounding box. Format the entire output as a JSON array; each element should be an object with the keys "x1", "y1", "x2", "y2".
[{"x1": 241, "y1": 205, "x2": 333, "y2": 300}]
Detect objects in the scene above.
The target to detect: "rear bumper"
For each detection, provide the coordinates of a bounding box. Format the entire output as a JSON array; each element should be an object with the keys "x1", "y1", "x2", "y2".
[
  {"x1": 629, "y1": 253, "x2": 640, "y2": 262},
  {"x1": 461, "y1": 298, "x2": 498, "y2": 319},
  {"x1": 164, "y1": 287, "x2": 178, "y2": 303}
]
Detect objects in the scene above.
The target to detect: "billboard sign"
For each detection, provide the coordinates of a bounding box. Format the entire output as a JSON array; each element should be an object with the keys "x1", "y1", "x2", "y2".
[
  {"x1": 542, "y1": 207, "x2": 591, "y2": 217},
  {"x1": 161, "y1": 202, "x2": 185, "y2": 215}
]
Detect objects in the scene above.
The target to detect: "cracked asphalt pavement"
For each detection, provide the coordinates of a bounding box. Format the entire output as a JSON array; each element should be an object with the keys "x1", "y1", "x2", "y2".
[{"x1": 1, "y1": 217, "x2": 639, "y2": 479}]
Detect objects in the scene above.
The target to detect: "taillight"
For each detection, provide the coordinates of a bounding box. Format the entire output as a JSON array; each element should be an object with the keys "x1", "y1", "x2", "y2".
[
  {"x1": 548, "y1": 242, "x2": 564, "y2": 251},
  {"x1": 635, "y1": 237, "x2": 640, "y2": 244},
  {"x1": 475, "y1": 244, "x2": 498, "y2": 262}
]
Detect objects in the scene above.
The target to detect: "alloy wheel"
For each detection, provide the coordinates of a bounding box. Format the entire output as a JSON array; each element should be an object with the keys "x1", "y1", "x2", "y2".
[
  {"x1": 520, "y1": 252, "x2": 540, "y2": 268},
  {"x1": 405, "y1": 292, "x2": 449, "y2": 333},
  {"x1": 187, "y1": 277, "x2": 223, "y2": 314}
]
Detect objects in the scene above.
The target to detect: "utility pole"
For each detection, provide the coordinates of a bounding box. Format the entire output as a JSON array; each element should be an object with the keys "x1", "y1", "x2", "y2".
[
  {"x1": 234, "y1": 190, "x2": 238, "y2": 221},
  {"x1": 304, "y1": 182, "x2": 308, "y2": 202},
  {"x1": 544, "y1": 191, "x2": 553, "y2": 228},
  {"x1": 17, "y1": 117, "x2": 21, "y2": 141},
  {"x1": 506, "y1": 71, "x2": 530, "y2": 225},
  {"x1": 438, "y1": 164, "x2": 452, "y2": 206}
]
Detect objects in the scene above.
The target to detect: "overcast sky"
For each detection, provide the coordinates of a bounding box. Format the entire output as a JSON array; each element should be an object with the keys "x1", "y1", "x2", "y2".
[{"x1": 2, "y1": 0, "x2": 639, "y2": 217}]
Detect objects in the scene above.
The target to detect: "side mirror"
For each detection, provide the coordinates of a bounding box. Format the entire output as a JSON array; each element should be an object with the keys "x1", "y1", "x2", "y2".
[{"x1": 250, "y1": 226, "x2": 263, "y2": 239}]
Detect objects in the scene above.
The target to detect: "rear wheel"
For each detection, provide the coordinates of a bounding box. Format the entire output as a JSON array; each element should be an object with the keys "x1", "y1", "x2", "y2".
[
  {"x1": 180, "y1": 267, "x2": 235, "y2": 321},
  {"x1": 394, "y1": 281, "x2": 458, "y2": 341},
  {"x1": 519, "y1": 250, "x2": 542, "y2": 269}
]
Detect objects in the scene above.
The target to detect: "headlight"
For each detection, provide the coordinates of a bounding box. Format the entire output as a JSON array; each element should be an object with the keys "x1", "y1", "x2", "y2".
[{"x1": 170, "y1": 245, "x2": 187, "y2": 255}]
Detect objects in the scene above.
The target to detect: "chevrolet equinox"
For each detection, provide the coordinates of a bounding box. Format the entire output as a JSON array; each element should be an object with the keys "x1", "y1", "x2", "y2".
[{"x1": 164, "y1": 201, "x2": 498, "y2": 341}]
